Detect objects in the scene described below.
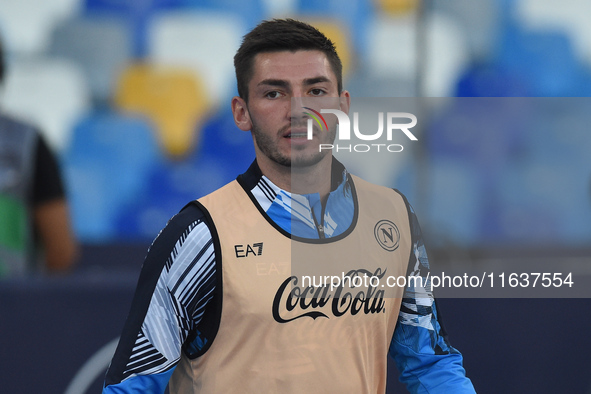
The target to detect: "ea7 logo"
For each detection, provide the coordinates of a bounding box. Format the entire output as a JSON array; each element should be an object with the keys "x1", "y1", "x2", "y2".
[{"x1": 235, "y1": 242, "x2": 264, "y2": 258}]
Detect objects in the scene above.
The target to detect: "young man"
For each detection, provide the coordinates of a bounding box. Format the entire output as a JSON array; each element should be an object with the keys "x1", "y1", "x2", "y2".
[{"x1": 103, "y1": 19, "x2": 475, "y2": 393}]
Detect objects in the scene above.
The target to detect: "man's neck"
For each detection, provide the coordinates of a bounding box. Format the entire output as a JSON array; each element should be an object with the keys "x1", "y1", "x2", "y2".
[
  {"x1": 238, "y1": 158, "x2": 355, "y2": 240},
  {"x1": 256, "y1": 154, "x2": 333, "y2": 201}
]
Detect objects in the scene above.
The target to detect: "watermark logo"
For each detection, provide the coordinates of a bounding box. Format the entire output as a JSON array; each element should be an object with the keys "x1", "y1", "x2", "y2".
[
  {"x1": 304, "y1": 108, "x2": 418, "y2": 153},
  {"x1": 302, "y1": 107, "x2": 328, "y2": 135}
]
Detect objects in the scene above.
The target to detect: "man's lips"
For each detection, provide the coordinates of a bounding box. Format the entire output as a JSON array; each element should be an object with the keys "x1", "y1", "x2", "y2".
[
  {"x1": 284, "y1": 127, "x2": 311, "y2": 138},
  {"x1": 286, "y1": 133, "x2": 308, "y2": 139}
]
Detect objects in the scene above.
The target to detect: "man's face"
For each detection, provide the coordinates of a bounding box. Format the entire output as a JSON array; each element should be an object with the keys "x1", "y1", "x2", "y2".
[{"x1": 234, "y1": 50, "x2": 349, "y2": 169}]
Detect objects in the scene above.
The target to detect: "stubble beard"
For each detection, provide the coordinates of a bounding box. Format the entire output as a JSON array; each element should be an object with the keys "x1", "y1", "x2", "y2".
[{"x1": 251, "y1": 119, "x2": 335, "y2": 169}]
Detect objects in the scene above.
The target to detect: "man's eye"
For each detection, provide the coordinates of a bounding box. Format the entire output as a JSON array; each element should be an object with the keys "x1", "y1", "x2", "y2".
[
  {"x1": 310, "y1": 89, "x2": 325, "y2": 96},
  {"x1": 265, "y1": 91, "x2": 281, "y2": 99}
]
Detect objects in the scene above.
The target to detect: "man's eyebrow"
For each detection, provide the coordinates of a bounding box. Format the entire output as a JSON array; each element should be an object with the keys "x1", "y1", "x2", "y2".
[
  {"x1": 256, "y1": 76, "x2": 332, "y2": 88},
  {"x1": 257, "y1": 79, "x2": 289, "y2": 88},
  {"x1": 303, "y1": 76, "x2": 332, "y2": 85}
]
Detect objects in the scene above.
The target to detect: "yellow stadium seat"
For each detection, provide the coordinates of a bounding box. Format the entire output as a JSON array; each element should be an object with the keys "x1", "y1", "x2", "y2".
[
  {"x1": 114, "y1": 63, "x2": 210, "y2": 157},
  {"x1": 374, "y1": 0, "x2": 420, "y2": 15}
]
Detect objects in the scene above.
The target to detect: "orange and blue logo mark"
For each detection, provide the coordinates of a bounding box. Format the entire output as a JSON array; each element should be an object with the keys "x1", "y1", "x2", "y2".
[{"x1": 303, "y1": 107, "x2": 328, "y2": 131}]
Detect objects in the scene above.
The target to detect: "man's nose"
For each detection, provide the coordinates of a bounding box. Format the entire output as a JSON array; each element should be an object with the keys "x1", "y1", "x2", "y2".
[{"x1": 289, "y1": 97, "x2": 308, "y2": 121}]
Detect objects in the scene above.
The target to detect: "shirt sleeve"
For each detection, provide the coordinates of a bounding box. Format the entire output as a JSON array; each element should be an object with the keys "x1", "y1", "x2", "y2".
[
  {"x1": 103, "y1": 203, "x2": 218, "y2": 393},
  {"x1": 31, "y1": 133, "x2": 65, "y2": 205},
  {"x1": 389, "y1": 198, "x2": 476, "y2": 394}
]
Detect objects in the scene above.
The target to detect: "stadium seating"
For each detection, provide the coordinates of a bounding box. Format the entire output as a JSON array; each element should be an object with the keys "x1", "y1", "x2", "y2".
[
  {"x1": 4, "y1": 7, "x2": 591, "y2": 394},
  {"x1": 498, "y1": 28, "x2": 590, "y2": 96},
  {"x1": 0, "y1": 0, "x2": 588, "y2": 248},
  {"x1": 365, "y1": 11, "x2": 469, "y2": 97},
  {"x1": 193, "y1": 104, "x2": 256, "y2": 183},
  {"x1": 172, "y1": 0, "x2": 265, "y2": 31},
  {"x1": 455, "y1": 63, "x2": 533, "y2": 97},
  {"x1": 0, "y1": 0, "x2": 80, "y2": 54},
  {"x1": 63, "y1": 112, "x2": 162, "y2": 241},
  {"x1": 146, "y1": 10, "x2": 246, "y2": 105},
  {"x1": 296, "y1": 0, "x2": 373, "y2": 55},
  {"x1": 114, "y1": 63, "x2": 210, "y2": 157},
  {"x1": 0, "y1": 57, "x2": 91, "y2": 153},
  {"x1": 433, "y1": 0, "x2": 500, "y2": 62},
  {"x1": 82, "y1": 0, "x2": 180, "y2": 56},
  {"x1": 515, "y1": 0, "x2": 591, "y2": 69},
  {"x1": 424, "y1": 157, "x2": 482, "y2": 246},
  {"x1": 260, "y1": 0, "x2": 297, "y2": 18},
  {"x1": 49, "y1": 14, "x2": 133, "y2": 105},
  {"x1": 374, "y1": 0, "x2": 419, "y2": 15},
  {"x1": 114, "y1": 105, "x2": 255, "y2": 240},
  {"x1": 296, "y1": 17, "x2": 354, "y2": 77}
]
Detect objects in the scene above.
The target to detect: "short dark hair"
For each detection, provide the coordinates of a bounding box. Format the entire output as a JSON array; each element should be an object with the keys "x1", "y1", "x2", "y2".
[{"x1": 234, "y1": 18, "x2": 343, "y2": 102}]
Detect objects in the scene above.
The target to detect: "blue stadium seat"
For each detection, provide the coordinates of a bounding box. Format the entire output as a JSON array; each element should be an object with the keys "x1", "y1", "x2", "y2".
[
  {"x1": 115, "y1": 160, "x2": 202, "y2": 240},
  {"x1": 172, "y1": 0, "x2": 264, "y2": 31},
  {"x1": 424, "y1": 157, "x2": 483, "y2": 247},
  {"x1": 492, "y1": 160, "x2": 591, "y2": 245},
  {"x1": 63, "y1": 112, "x2": 162, "y2": 241},
  {"x1": 195, "y1": 106, "x2": 255, "y2": 171},
  {"x1": 472, "y1": 97, "x2": 591, "y2": 245},
  {"x1": 426, "y1": 98, "x2": 526, "y2": 173},
  {"x1": 525, "y1": 98, "x2": 591, "y2": 163},
  {"x1": 114, "y1": 155, "x2": 249, "y2": 241},
  {"x1": 114, "y1": 106, "x2": 255, "y2": 240},
  {"x1": 152, "y1": 105, "x2": 255, "y2": 201},
  {"x1": 455, "y1": 63, "x2": 533, "y2": 97},
  {"x1": 497, "y1": 28, "x2": 588, "y2": 96}
]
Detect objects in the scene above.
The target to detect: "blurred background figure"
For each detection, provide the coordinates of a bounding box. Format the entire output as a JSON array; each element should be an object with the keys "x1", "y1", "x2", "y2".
[{"x1": 0, "y1": 37, "x2": 78, "y2": 277}]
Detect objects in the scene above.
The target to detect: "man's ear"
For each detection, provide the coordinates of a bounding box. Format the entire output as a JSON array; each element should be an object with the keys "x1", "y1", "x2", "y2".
[
  {"x1": 339, "y1": 90, "x2": 351, "y2": 115},
  {"x1": 232, "y1": 96, "x2": 252, "y2": 131}
]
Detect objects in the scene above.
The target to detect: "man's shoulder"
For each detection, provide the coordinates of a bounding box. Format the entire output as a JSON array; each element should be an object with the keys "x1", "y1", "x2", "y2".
[
  {"x1": 197, "y1": 179, "x2": 247, "y2": 214},
  {"x1": 350, "y1": 174, "x2": 409, "y2": 202},
  {"x1": 148, "y1": 201, "x2": 212, "y2": 253},
  {"x1": 348, "y1": 174, "x2": 414, "y2": 227},
  {"x1": 154, "y1": 176, "x2": 244, "y2": 244},
  {"x1": 198, "y1": 179, "x2": 241, "y2": 201}
]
